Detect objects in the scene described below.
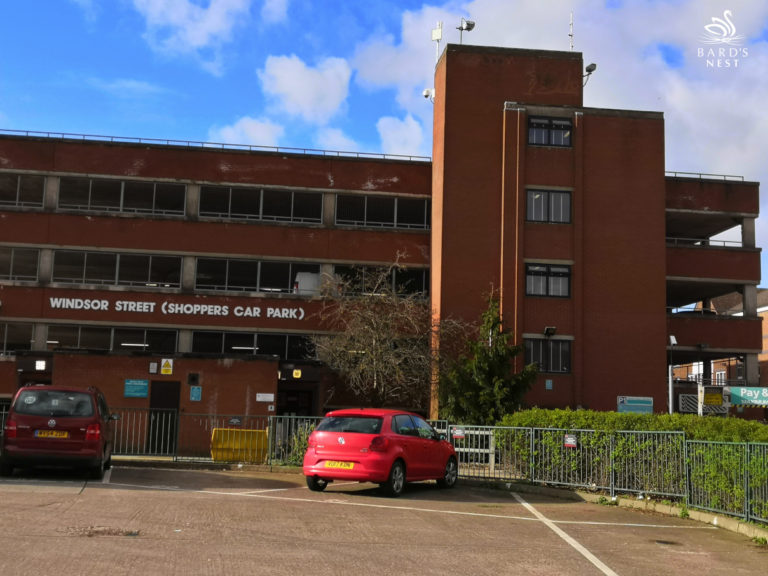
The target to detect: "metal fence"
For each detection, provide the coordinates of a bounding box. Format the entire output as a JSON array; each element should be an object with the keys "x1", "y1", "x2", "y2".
[{"x1": 2, "y1": 405, "x2": 766, "y2": 527}]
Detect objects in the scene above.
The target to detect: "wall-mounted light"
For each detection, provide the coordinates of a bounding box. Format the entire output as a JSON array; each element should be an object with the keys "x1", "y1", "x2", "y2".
[
  {"x1": 544, "y1": 326, "x2": 557, "y2": 337},
  {"x1": 583, "y1": 62, "x2": 597, "y2": 86}
]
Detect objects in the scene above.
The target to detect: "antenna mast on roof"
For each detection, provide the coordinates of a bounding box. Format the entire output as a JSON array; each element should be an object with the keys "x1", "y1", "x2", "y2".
[
  {"x1": 432, "y1": 21, "x2": 443, "y2": 64},
  {"x1": 569, "y1": 11, "x2": 574, "y2": 51}
]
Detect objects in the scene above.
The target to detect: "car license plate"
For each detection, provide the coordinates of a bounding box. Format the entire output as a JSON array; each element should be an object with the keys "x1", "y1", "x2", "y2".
[
  {"x1": 35, "y1": 430, "x2": 69, "y2": 439},
  {"x1": 324, "y1": 461, "x2": 354, "y2": 469}
]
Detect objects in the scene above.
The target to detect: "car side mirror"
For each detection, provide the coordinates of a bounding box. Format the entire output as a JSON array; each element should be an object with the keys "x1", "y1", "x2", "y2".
[{"x1": 438, "y1": 433, "x2": 446, "y2": 441}]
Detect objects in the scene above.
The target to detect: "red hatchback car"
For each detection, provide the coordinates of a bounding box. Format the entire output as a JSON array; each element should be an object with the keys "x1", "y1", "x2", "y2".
[
  {"x1": 0, "y1": 385, "x2": 119, "y2": 479},
  {"x1": 303, "y1": 408, "x2": 458, "y2": 496}
]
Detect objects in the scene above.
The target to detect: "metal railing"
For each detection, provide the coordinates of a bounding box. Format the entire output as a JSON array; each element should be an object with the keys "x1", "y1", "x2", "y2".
[
  {"x1": 4, "y1": 406, "x2": 759, "y2": 527},
  {"x1": 0, "y1": 128, "x2": 431, "y2": 162},
  {"x1": 665, "y1": 170, "x2": 745, "y2": 182}
]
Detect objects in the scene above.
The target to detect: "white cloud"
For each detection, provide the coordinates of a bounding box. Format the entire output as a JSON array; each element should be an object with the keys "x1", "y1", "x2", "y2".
[
  {"x1": 376, "y1": 115, "x2": 423, "y2": 157},
  {"x1": 69, "y1": 0, "x2": 98, "y2": 20},
  {"x1": 89, "y1": 78, "x2": 167, "y2": 98},
  {"x1": 258, "y1": 55, "x2": 351, "y2": 125},
  {"x1": 261, "y1": 0, "x2": 288, "y2": 24},
  {"x1": 208, "y1": 116, "x2": 284, "y2": 147},
  {"x1": 131, "y1": 0, "x2": 251, "y2": 73},
  {"x1": 314, "y1": 128, "x2": 359, "y2": 153}
]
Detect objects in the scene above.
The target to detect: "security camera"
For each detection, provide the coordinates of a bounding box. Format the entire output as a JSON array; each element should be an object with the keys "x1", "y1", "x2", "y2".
[
  {"x1": 423, "y1": 88, "x2": 432, "y2": 99},
  {"x1": 585, "y1": 62, "x2": 597, "y2": 74}
]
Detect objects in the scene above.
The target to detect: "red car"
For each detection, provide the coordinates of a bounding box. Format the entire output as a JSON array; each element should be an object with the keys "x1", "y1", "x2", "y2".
[
  {"x1": 303, "y1": 408, "x2": 458, "y2": 496},
  {"x1": 0, "y1": 385, "x2": 119, "y2": 479}
]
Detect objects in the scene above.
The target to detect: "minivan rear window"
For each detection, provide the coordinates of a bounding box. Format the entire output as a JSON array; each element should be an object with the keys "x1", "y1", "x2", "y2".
[
  {"x1": 14, "y1": 390, "x2": 93, "y2": 417},
  {"x1": 316, "y1": 416, "x2": 382, "y2": 434}
]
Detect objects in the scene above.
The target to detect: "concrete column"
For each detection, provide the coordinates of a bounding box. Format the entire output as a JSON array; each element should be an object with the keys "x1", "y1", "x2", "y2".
[
  {"x1": 181, "y1": 256, "x2": 196, "y2": 291},
  {"x1": 44, "y1": 176, "x2": 59, "y2": 211},
  {"x1": 323, "y1": 192, "x2": 335, "y2": 227},
  {"x1": 742, "y1": 284, "x2": 757, "y2": 318},
  {"x1": 31, "y1": 323, "x2": 47, "y2": 351},
  {"x1": 745, "y1": 353, "x2": 760, "y2": 386},
  {"x1": 38, "y1": 248, "x2": 54, "y2": 285},
  {"x1": 743, "y1": 217, "x2": 756, "y2": 248},
  {"x1": 186, "y1": 183, "x2": 200, "y2": 221},
  {"x1": 319, "y1": 263, "x2": 335, "y2": 294},
  {"x1": 177, "y1": 329, "x2": 193, "y2": 353}
]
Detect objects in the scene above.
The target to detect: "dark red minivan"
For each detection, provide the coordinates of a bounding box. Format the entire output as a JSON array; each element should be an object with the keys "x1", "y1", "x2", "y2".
[{"x1": 0, "y1": 385, "x2": 119, "y2": 479}]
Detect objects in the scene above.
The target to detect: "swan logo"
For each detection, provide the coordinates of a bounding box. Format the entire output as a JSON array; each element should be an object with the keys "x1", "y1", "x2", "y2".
[
  {"x1": 701, "y1": 10, "x2": 744, "y2": 45},
  {"x1": 697, "y1": 10, "x2": 748, "y2": 68}
]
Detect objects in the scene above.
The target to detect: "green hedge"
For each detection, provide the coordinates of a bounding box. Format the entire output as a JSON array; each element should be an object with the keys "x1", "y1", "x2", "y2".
[{"x1": 499, "y1": 408, "x2": 768, "y2": 443}]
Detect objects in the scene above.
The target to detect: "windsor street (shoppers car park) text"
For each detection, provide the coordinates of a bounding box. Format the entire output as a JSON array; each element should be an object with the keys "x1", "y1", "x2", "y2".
[{"x1": 47, "y1": 297, "x2": 305, "y2": 320}]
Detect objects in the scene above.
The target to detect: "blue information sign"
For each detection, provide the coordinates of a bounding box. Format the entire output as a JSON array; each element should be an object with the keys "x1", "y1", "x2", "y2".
[
  {"x1": 124, "y1": 379, "x2": 149, "y2": 398},
  {"x1": 617, "y1": 396, "x2": 653, "y2": 414},
  {"x1": 190, "y1": 385, "x2": 202, "y2": 402}
]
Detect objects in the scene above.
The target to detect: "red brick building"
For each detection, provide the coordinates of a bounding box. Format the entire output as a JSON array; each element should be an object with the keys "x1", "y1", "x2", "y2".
[{"x1": 0, "y1": 44, "x2": 761, "y2": 419}]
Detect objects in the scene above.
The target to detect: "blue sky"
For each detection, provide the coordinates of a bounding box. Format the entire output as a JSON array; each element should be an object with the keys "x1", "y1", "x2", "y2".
[{"x1": 3, "y1": 0, "x2": 768, "y2": 283}]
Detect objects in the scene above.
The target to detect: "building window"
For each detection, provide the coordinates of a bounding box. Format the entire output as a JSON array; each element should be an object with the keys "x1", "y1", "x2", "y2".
[
  {"x1": 528, "y1": 117, "x2": 572, "y2": 147},
  {"x1": 199, "y1": 186, "x2": 322, "y2": 224},
  {"x1": 47, "y1": 325, "x2": 171, "y2": 352},
  {"x1": 0, "y1": 173, "x2": 45, "y2": 208},
  {"x1": 335, "y1": 194, "x2": 430, "y2": 230},
  {"x1": 46, "y1": 325, "x2": 111, "y2": 350},
  {"x1": 525, "y1": 339, "x2": 571, "y2": 373},
  {"x1": 195, "y1": 258, "x2": 320, "y2": 294},
  {"x1": 334, "y1": 265, "x2": 429, "y2": 297},
  {"x1": 526, "y1": 264, "x2": 571, "y2": 297},
  {"x1": 123, "y1": 181, "x2": 185, "y2": 215},
  {"x1": 113, "y1": 328, "x2": 177, "y2": 354},
  {"x1": 526, "y1": 189, "x2": 571, "y2": 223},
  {"x1": 0, "y1": 322, "x2": 33, "y2": 354},
  {"x1": 118, "y1": 254, "x2": 181, "y2": 288},
  {"x1": 0, "y1": 247, "x2": 39, "y2": 281},
  {"x1": 192, "y1": 331, "x2": 314, "y2": 360},
  {"x1": 58, "y1": 177, "x2": 185, "y2": 216},
  {"x1": 52, "y1": 251, "x2": 181, "y2": 288}
]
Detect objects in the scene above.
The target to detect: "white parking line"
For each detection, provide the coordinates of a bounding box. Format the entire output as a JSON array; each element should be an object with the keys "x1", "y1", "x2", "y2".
[
  {"x1": 106, "y1": 480, "x2": 715, "y2": 532},
  {"x1": 512, "y1": 491, "x2": 620, "y2": 576}
]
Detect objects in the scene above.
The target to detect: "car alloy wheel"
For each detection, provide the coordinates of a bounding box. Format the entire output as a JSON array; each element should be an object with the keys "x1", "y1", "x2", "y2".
[
  {"x1": 437, "y1": 456, "x2": 458, "y2": 488},
  {"x1": 382, "y1": 460, "x2": 405, "y2": 497}
]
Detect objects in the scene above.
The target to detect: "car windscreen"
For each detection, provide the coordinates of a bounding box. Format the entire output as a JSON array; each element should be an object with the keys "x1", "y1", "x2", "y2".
[
  {"x1": 316, "y1": 416, "x2": 383, "y2": 434},
  {"x1": 13, "y1": 390, "x2": 94, "y2": 417}
]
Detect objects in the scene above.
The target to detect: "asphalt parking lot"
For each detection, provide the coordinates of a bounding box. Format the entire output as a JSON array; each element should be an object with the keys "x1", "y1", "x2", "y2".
[{"x1": 0, "y1": 466, "x2": 766, "y2": 575}]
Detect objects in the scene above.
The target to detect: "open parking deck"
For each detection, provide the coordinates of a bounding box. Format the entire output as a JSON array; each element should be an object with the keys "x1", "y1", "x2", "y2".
[{"x1": 0, "y1": 466, "x2": 766, "y2": 575}]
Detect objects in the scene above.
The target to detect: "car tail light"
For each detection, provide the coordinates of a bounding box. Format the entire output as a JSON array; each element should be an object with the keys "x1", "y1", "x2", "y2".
[
  {"x1": 369, "y1": 435, "x2": 389, "y2": 452},
  {"x1": 85, "y1": 423, "x2": 101, "y2": 442},
  {"x1": 4, "y1": 419, "x2": 17, "y2": 439}
]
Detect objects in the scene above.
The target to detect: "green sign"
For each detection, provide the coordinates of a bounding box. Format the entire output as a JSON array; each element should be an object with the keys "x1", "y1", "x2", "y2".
[{"x1": 729, "y1": 387, "x2": 768, "y2": 406}]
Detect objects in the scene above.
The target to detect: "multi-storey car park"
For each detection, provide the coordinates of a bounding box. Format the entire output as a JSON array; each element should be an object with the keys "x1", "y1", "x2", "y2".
[{"x1": 0, "y1": 44, "x2": 763, "y2": 428}]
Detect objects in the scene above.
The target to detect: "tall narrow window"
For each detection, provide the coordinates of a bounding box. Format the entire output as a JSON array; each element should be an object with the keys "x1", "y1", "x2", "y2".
[
  {"x1": 525, "y1": 339, "x2": 571, "y2": 373},
  {"x1": 527, "y1": 189, "x2": 571, "y2": 223},
  {"x1": 526, "y1": 264, "x2": 571, "y2": 298},
  {"x1": 528, "y1": 117, "x2": 572, "y2": 147}
]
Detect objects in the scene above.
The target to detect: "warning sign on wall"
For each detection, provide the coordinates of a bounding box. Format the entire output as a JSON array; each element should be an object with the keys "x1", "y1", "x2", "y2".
[{"x1": 161, "y1": 358, "x2": 174, "y2": 375}]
